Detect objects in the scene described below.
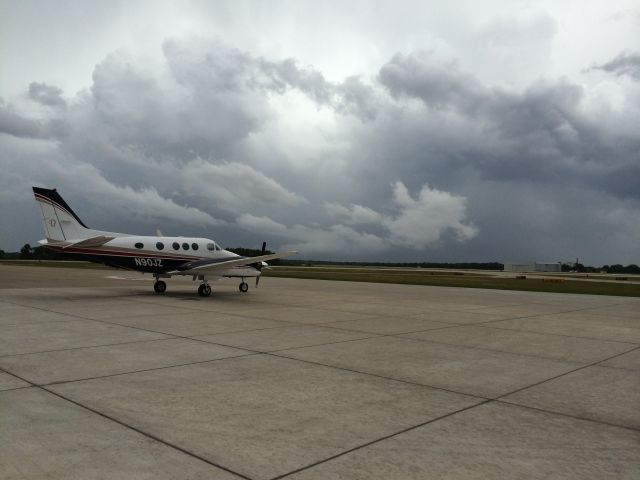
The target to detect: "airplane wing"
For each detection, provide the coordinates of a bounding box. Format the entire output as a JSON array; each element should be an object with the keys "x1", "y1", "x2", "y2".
[{"x1": 168, "y1": 251, "x2": 298, "y2": 275}]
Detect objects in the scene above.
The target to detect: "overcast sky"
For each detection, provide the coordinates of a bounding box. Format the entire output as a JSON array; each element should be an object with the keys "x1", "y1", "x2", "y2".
[{"x1": 1, "y1": 0, "x2": 639, "y2": 264}]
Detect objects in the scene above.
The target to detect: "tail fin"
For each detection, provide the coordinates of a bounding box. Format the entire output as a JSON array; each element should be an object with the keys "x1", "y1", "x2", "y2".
[{"x1": 32, "y1": 187, "x2": 90, "y2": 241}]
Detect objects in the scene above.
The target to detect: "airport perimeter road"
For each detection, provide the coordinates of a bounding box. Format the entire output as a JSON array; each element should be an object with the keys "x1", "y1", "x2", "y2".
[{"x1": 1, "y1": 265, "x2": 639, "y2": 479}]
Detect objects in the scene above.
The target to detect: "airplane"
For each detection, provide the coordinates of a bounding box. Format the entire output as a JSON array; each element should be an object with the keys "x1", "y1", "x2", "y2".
[{"x1": 32, "y1": 187, "x2": 297, "y2": 296}]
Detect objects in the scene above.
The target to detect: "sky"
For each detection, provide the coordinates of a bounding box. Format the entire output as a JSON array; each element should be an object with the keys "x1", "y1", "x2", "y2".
[{"x1": 1, "y1": 0, "x2": 639, "y2": 264}]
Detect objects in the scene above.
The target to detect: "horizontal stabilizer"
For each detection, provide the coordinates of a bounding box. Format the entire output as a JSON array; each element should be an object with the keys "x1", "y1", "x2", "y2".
[{"x1": 63, "y1": 235, "x2": 115, "y2": 248}]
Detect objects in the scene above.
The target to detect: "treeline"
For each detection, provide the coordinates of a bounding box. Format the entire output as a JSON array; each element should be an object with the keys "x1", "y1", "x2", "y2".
[
  {"x1": 277, "y1": 260, "x2": 505, "y2": 270},
  {"x1": 561, "y1": 263, "x2": 640, "y2": 274},
  {"x1": 226, "y1": 250, "x2": 500, "y2": 269},
  {"x1": 1, "y1": 244, "x2": 638, "y2": 274},
  {"x1": 222, "y1": 253, "x2": 640, "y2": 273},
  {"x1": 0, "y1": 244, "x2": 69, "y2": 260},
  {"x1": 599, "y1": 264, "x2": 640, "y2": 274}
]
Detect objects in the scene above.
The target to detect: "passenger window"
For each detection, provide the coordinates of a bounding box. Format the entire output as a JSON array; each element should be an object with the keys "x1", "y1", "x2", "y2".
[
  {"x1": 192, "y1": 243, "x2": 199, "y2": 251},
  {"x1": 207, "y1": 243, "x2": 215, "y2": 251},
  {"x1": 182, "y1": 243, "x2": 189, "y2": 250},
  {"x1": 156, "y1": 242, "x2": 164, "y2": 250},
  {"x1": 172, "y1": 242, "x2": 179, "y2": 250},
  {"x1": 134, "y1": 242, "x2": 144, "y2": 249}
]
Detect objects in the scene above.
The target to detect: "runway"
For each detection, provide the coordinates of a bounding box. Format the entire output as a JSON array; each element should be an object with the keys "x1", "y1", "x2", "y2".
[{"x1": 1, "y1": 264, "x2": 638, "y2": 479}]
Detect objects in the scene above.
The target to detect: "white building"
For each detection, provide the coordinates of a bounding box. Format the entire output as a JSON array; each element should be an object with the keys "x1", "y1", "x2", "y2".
[{"x1": 503, "y1": 262, "x2": 561, "y2": 273}]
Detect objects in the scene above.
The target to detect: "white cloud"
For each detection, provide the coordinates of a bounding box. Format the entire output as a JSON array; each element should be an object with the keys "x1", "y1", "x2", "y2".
[
  {"x1": 236, "y1": 213, "x2": 386, "y2": 255},
  {"x1": 47, "y1": 162, "x2": 224, "y2": 228},
  {"x1": 236, "y1": 213, "x2": 289, "y2": 236},
  {"x1": 181, "y1": 159, "x2": 306, "y2": 212},
  {"x1": 238, "y1": 181, "x2": 477, "y2": 256},
  {"x1": 384, "y1": 181, "x2": 478, "y2": 248},
  {"x1": 324, "y1": 201, "x2": 382, "y2": 224}
]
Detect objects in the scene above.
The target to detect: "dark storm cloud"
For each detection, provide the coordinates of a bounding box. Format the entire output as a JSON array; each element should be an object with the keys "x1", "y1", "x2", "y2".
[
  {"x1": 28, "y1": 82, "x2": 66, "y2": 107},
  {"x1": 258, "y1": 57, "x2": 377, "y2": 120},
  {"x1": 590, "y1": 51, "x2": 640, "y2": 80},
  {"x1": 0, "y1": 106, "x2": 47, "y2": 138},
  {"x1": 163, "y1": 39, "x2": 376, "y2": 122},
  {"x1": 379, "y1": 53, "x2": 487, "y2": 111},
  {"x1": 0, "y1": 102, "x2": 68, "y2": 139},
  {"x1": 377, "y1": 52, "x2": 640, "y2": 200},
  {"x1": 77, "y1": 39, "x2": 374, "y2": 167}
]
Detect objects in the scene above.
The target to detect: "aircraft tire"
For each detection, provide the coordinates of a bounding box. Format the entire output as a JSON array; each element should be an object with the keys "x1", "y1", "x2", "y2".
[
  {"x1": 154, "y1": 281, "x2": 167, "y2": 294},
  {"x1": 198, "y1": 284, "x2": 211, "y2": 297},
  {"x1": 239, "y1": 282, "x2": 249, "y2": 293}
]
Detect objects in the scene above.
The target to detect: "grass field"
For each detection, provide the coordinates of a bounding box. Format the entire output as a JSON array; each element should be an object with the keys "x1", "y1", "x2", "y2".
[
  {"x1": 2, "y1": 260, "x2": 639, "y2": 297},
  {"x1": 264, "y1": 266, "x2": 640, "y2": 297}
]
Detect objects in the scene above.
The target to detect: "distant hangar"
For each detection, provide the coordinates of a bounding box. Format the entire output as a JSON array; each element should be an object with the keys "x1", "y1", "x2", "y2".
[{"x1": 503, "y1": 262, "x2": 561, "y2": 273}]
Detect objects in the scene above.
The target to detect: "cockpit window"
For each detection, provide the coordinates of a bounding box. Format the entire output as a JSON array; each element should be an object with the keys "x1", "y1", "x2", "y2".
[{"x1": 207, "y1": 242, "x2": 221, "y2": 251}]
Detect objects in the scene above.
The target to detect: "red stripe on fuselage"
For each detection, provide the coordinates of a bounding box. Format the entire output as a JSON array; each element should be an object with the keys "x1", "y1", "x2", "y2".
[{"x1": 46, "y1": 245, "x2": 201, "y2": 261}]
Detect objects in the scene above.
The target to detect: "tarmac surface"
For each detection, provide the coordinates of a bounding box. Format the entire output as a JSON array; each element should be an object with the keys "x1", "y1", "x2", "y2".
[{"x1": 0, "y1": 264, "x2": 639, "y2": 479}]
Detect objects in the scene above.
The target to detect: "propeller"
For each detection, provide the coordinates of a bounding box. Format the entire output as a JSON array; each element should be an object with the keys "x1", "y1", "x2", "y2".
[{"x1": 255, "y1": 241, "x2": 267, "y2": 287}]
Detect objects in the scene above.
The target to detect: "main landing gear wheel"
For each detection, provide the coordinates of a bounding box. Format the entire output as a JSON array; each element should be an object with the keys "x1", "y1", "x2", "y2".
[
  {"x1": 198, "y1": 284, "x2": 212, "y2": 297},
  {"x1": 153, "y1": 280, "x2": 167, "y2": 294},
  {"x1": 239, "y1": 282, "x2": 249, "y2": 293}
]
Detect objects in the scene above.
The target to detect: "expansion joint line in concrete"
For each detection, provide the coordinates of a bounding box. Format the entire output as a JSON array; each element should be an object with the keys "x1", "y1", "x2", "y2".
[
  {"x1": 261, "y1": 300, "x2": 640, "y2": 347},
  {"x1": 493, "y1": 400, "x2": 640, "y2": 433},
  {"x1": 1, "y1": 295, "x2": 299, "y2": 334},
  {"x1": 469, "y1": 323, "x2": 640, "y2": 346},
  {"x1": 4, "y1": 298, "x2": 398, "y2": 369},
  {"x1": 265, "y1": 351, "x2": 488, "y2": 401},
  {"x1": 0, "y1": 365, "x2": 254, "y2": 480},
  {"x1": 466, "y1": 300, "x2": 640, "y2": 329},
  {"x1": 383, "y1": 330, "x2": 636, "y2": 365},
  {"x1": 39, "y1": 351, "x2": 261, "y2": 386},
  {"x1": 268, "y1": 344, "x2": 640, "y2": 479},
  {"x1": 287, "y1": 298, "x2": 632, "y2": 325},
  {"x1": 269, "y1": 399, "x2": 493, "y2": 480},
  {"x1": 0, "y1": 337, "x2": 176, "y2": 359},
  {"x1": 490, "y1": 345, "x2": 640, "y2": 433},
  {"x1": 0, "y1": 297, "x2": 283, "y2": 355},
  {"x1": 84, "y1": 313, "x2": 368, "y2": 357},
  {"x1": 494, "y1": 345, "x2": 640, "y2": 401},
  {"x1": 267, "y1": 346, "x2": 640, "y2": 434}
]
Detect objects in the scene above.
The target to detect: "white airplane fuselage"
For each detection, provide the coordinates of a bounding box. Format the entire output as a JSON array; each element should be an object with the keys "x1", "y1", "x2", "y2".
[{"x1": 45, "y1": 235, "x2": 259, "y2": 278}]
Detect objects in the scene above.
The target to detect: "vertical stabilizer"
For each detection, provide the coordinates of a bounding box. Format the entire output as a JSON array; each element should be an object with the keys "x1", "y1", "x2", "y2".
[{"x1": 32, "y1": 187, "x2": 90, "y2": 241}]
